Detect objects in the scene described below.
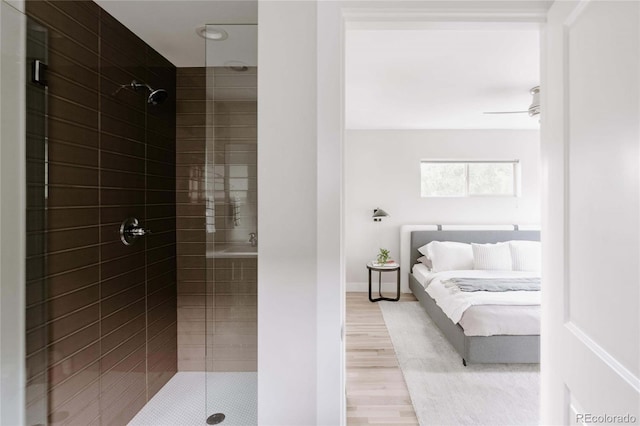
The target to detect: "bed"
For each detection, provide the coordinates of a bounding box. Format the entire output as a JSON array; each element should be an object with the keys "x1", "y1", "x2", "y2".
[{"x1": 409, "y1": 229, "x2": 541, "y2": 365}]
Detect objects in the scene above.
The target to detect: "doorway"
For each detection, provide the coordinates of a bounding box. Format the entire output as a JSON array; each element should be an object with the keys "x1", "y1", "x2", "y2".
[{"x1": 339, "y1": 14, "x2": 545, "y2": 426}]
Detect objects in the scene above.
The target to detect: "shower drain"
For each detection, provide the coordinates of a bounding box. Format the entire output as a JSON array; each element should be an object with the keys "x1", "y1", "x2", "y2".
[{"x1": 206, "y1": 413, "x2": 226, "y2": 425}]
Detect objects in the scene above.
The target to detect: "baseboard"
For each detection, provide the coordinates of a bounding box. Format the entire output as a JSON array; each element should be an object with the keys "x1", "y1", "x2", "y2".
[{"x1": 346, "y1": 281, "x2": 411, "y2": 293}]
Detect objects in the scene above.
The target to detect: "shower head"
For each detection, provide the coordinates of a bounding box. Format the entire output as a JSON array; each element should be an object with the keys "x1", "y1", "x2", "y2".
[
  {"x1": 148, "y1": 88, "x2": 168, "y2": 105},
  {"x1": 129, "y1": 80, "x2": 168, "y2": 105}
]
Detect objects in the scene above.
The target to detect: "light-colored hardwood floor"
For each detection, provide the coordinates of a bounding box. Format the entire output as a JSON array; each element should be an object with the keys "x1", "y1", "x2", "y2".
[{"x1": 346, "y1": 292, "x2": 419, "y2": 425}]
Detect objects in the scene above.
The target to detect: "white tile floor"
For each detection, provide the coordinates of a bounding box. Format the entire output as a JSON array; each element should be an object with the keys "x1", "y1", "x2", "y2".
[{"x1": 128, "y1": 372, "x2": 257, "y2": 426}]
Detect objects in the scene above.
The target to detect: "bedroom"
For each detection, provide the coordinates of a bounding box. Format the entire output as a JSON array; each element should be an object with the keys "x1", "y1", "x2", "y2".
[
  {"x1": 344, "y1": 22, "x2": 543, "y2": 425},
  {"x1": 345, "y1": 2, "x2": 640, "y2": 424}
]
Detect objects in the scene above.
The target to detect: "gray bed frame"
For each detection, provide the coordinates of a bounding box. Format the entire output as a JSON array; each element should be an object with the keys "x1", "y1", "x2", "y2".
[{"x1": 409, "y1": 229, "x2": 541, "y2": 365}]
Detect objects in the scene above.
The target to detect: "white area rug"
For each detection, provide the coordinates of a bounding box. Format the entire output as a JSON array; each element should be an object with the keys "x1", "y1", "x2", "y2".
[{"x1": 379, "y1": 301, "x2": 540, "y2": 426}]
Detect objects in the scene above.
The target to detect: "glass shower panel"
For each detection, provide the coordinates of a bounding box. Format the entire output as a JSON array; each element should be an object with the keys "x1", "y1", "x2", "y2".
[
  {"x1": 204, "y1": 24, "x2": 258, "y2": 426},
  {"x1": 25, "y1": 18, "x2": 49, "y2": 426}
]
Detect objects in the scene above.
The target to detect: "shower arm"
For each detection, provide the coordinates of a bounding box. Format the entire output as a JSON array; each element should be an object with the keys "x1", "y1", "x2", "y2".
[
  {"x1": 130, "y1": 80, "x2": 154, "y2": 93},
  {"x1": 112, "y1": 80, "x2": 153, "y2": 96}
]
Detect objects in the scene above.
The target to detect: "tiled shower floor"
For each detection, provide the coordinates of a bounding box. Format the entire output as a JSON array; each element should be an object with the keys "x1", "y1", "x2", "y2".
[{"x1": 128, "y1": 372, "x2": 257, "y2": 426}]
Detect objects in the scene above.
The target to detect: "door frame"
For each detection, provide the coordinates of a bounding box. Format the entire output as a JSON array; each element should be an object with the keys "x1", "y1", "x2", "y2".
[{"x1": 317, "y1": 3, "x2": 549, "y2": 424}]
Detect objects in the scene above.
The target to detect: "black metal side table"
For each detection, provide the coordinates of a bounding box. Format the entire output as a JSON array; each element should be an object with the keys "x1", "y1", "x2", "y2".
[{"x1": 367, "y1": 262, "x2": 401, "y2": 302}]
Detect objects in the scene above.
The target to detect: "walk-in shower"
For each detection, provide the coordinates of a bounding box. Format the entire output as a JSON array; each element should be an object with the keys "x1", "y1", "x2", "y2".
[
  {"x1": 128, "y1": 23, "x2": 259, "y2": 425},
  {"x1": 23, "y1": 1, "x2": 256, "y2": 422}
]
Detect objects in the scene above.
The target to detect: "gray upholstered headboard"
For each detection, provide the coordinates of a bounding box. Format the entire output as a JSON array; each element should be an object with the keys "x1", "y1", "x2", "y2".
[{"x1": 410, "y1": 230, "x2": 541, "y2": 267}]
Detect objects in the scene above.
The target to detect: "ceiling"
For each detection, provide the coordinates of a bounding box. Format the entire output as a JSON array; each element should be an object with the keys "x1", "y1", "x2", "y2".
[
  {"x1": 345, "y1": 26, "x2": 540, "y2": 130},
  {"x1": 94, "y1": 2, "x2": 539, "y2": 130},
  {"x1": 94, "y1": 0, "x2": 257, "y2": 67}
]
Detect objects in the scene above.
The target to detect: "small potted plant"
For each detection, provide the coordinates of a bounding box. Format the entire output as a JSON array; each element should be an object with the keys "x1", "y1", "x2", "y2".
[{"x1": 376, "y1": 248, "x2": 391, "y2": 266}]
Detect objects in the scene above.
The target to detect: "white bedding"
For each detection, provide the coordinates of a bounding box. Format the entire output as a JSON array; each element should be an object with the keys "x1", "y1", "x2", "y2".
[
  {"x1": 411, "y1": 265, "x2": 541, "y2": 336},
  {"x1": 458, "y1": 305, "x2": 540, "y2": 336},
  {"x1": 412, "y1": 263, "x2": 433, "y2": 286}
]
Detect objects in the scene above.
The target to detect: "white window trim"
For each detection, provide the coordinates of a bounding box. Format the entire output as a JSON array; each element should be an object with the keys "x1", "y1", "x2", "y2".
[{"x1": 420, "y1": 160, "x2": 520, "y2": 198}]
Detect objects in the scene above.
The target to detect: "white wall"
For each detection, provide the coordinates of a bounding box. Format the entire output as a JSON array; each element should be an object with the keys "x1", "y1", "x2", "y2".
[
  {"x1": 258, "y1": 2, "x2": 319, "y2": 425},
  {"x1": 259, "y1": 3, "x2": 346, "y2": 424},
  {"x1": 0, "y1": 0, "x2": 26, "y2": 424},
  {"x1": 316, "y1": 2, "x2": 345, "y2": 425},
  {"x1": 345, "y1": 129, "x2": 540, "y2": 292}
]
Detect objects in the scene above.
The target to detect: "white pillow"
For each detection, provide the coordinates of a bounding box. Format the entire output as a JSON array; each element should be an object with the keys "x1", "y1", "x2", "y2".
[
  {"x1": 416, "y1": 255, "x2": 432, "y2": 270},
  {"x1": 417, "y1": 243, "x2": 430, "y2": 257},
  {"x1": 422, "y1": 241, "x2": 473, "y2": 272},
  {"x1": 509, "y1": 240, "x2": 541, "y2": 272},
  {"x1": 472, "y1": 243, "x2": 512, "y2": 271}
]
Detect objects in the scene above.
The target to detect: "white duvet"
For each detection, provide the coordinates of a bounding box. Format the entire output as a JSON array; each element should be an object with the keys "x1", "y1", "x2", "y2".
[{"x1": 421, "y1": 269, "x2": 541, "y2": 324}]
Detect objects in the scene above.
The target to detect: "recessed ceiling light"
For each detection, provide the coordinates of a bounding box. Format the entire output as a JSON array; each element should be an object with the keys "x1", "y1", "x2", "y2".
[{"x1": 196, "y1": 26, "x2": 228, "y2": 41}]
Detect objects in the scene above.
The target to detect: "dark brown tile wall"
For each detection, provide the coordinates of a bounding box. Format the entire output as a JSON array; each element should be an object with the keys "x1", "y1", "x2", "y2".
[
  {"x1": 176, "y1": 67, "x2": 257, "y2": 372},
  {"x1": 176, "y1": 68, "x2": 207, "y2": 371},
  {"x1": 25, "y1": 1, "x2": 177, "y2": 425}
]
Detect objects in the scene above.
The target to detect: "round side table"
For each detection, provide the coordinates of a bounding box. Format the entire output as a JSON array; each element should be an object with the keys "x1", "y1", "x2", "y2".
[{"x1": 366, "y1": 262, "x2": 401, "y2": 302}]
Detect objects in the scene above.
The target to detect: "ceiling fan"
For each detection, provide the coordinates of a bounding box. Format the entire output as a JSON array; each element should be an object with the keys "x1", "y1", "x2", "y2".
[{"x1": 483, "y1": 86, "x2": 540, "y2": 117}]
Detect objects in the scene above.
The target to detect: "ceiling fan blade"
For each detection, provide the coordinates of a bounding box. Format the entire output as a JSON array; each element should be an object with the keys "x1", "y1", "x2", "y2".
[{"x1": 483, "y1": 111, "x2": 529, "y2": 115}]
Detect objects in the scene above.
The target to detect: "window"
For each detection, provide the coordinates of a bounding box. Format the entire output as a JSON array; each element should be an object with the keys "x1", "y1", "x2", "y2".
[{"x1": 420, "y1": 160, "x2": 519, "y2": 197}]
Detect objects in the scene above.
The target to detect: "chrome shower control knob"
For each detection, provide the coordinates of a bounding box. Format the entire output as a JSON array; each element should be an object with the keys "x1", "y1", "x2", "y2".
[
  {"x1": 128, "y1": 227, "x2": 149, "y2": 237},
  {"x1": 119, "y1": 217, "x2": 151, "y2": 246}
]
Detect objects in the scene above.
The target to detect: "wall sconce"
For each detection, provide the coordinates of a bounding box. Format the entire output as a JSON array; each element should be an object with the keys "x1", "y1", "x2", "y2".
[{"x1": 372, "y1": 208, "x2": 389, "y2": 222}]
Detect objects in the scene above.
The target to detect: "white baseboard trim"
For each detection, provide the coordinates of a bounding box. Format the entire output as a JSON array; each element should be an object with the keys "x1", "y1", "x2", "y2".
[{"x1": 346, "y1": 281, "x2": 411, "y2": 293}]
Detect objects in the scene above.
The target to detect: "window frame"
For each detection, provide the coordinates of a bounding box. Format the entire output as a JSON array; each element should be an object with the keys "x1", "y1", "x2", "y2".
[{"x1": 420, "y1": 160, "x2": 520, "y2": 198}]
